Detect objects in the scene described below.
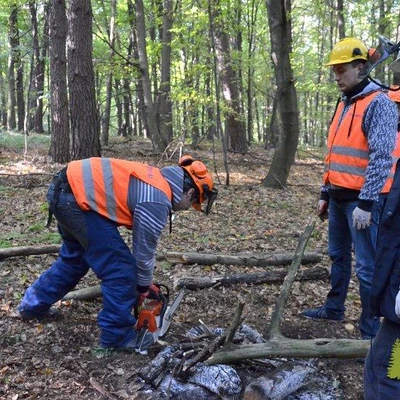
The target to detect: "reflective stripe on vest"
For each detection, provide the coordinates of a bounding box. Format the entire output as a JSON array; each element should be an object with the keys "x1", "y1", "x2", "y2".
[
  {"x1": 324, "y1": 91, "x2": 399, "y2": 193},
  {"x1": 67, "y1": 158, "x2": 172, "y2": 228}
]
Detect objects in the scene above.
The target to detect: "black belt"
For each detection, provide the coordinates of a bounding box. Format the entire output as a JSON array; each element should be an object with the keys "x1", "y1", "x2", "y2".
[{"x1": 46, "y1": 166, "x2": 72, "y2": 227}]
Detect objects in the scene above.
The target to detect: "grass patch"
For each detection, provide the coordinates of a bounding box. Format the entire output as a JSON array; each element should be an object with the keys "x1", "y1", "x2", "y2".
[{"x1": 0, "y1": 131, "x2": 50, "y2": 151}]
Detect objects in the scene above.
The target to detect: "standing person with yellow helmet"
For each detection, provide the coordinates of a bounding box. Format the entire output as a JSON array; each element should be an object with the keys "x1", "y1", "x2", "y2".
[
  {"x1": 16, "y1": 156, "x2": 217, "y2": 352},
  {"x1": 364, "y1": 85, "x2": 400, "y2": 399},
  {"x1": 301, "y1": 38, "x2": 399, "y2": 341}
]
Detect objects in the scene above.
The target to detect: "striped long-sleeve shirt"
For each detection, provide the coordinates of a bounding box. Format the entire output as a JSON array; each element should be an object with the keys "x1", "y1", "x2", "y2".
[{"x1": 128, "y1": 166, "x2": 184, "y2": 288}]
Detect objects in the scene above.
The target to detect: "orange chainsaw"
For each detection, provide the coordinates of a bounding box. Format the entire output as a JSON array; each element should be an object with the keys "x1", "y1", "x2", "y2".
[{"x1": 135, "y1": 285, "x2": 185, "y2": 354}]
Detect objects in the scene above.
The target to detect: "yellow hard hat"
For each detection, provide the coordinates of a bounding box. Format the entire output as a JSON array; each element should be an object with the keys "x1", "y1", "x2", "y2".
[
  {"x1": 325, "y1": 38, "x2": 368, "y2": 66},
  {"x1": 388, "y1": 85, "x2": 400, "y2": 103}
]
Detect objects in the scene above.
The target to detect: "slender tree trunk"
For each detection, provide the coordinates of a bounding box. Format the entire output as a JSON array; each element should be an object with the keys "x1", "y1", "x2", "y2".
[
  {"x1": 155, "y1": 0, "x2": 174, "y2": 150},
  {"x1": 262, "y1": 0, "x2": 299, "y2": 188},
  {"x1": 212, "y1": 0, "x2": 248, "y2": 154},
  {"x1": 7, "y1": 4, "x2": 18, "y2": 131},
  {"x1": 67, "y1": 0, "x2": 101, "y2": 159},
  {"x1": 135, "y1": 0, "x2": 160, "y2": 146},
  {"x1": 35, "y1": 3, "x2": 49, "y2": 134},
  {"x1": 49, "y1": 0, "x2": 70, "y2": 163},
  {"x1": 101, "y1": 0, "x2": 117, "y2": 146}
]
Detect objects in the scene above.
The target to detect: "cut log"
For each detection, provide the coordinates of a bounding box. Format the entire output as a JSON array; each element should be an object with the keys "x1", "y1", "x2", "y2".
[
  {"x1": 0, "y1": 245, "x2": 61, "y2": 261},
  {"x1": 0, "y1": 244, "x2": 322, "y2": 267},
  {"x1": 61, "y1": 267, "x2": 328, "y2": 301},
  {"x1": 205, "y1": 337, "x2": 370, "y2": 364},
  {"x1": 176, "y1": 267, "x2": 328, "y2": 290},
  {"x1": 158, "y1": 251, "x2": 322, "y2": 267},
  {"x1": 62, "y1": 285, "x2": 102, "y2": 301}
]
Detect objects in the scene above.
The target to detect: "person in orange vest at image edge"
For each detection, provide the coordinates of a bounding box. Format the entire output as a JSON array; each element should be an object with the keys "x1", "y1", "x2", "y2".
[
  {"x1": 16, "y1": 156, "x2": 217, "y2": 352},
  {"x1": 300, "y1": 37, "x2": 399, "y2": 341},
  {"x1": 364, "y1": 85, "x2": 400, "y2": 399}
]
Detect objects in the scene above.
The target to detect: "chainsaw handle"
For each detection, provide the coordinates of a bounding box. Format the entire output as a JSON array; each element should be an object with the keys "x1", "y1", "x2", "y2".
[{"x1": 157, "y1": 292, "x2": 168, "y2": 330}]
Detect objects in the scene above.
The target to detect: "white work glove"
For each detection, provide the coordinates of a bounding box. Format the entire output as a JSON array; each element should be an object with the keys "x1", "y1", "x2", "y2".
[
  {"x1": 395, "y1": 290, "x2": 400, "y2": 318},
  {"x1": 352, "y1": 207, "x2": 371, "y2": 230}
]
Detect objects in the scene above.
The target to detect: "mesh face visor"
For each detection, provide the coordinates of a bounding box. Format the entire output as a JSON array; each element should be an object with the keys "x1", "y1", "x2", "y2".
[
  {"x1": 359, "y1": 36, "x2": 400, "y2": 79},
  {"x1": 203, "y1": 185, "x2": 218, "y2": 215}
]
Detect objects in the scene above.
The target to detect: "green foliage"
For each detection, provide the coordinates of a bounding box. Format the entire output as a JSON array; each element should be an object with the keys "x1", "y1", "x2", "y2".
[
  {"x1": 2, "y1": 0, "x2": 400, "y2": 147},
  {"x1": 0, "y1": 230, "x2": 60, "y2": 248}
]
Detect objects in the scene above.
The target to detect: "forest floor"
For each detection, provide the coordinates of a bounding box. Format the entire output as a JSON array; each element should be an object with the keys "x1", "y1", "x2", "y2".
[{"x1": 0, "y1": 136, "x2": 367, "y2": 399}]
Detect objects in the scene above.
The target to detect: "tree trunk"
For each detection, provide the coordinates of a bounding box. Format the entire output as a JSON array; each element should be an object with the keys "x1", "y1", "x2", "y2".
[
  {"x1": 212, "y1": 0, "x2": 248, "y2": 154},
  {"x1": 155, "y1": 0, "x2": 174, "y2": 150},
  {"x1": 262, "y1": 0, "x2": 299, "y2": 188},
  {"x1": 67, "y1": 0, "x2": 101, "y2": 159},
  {"x1": 49, "y1": 0, "x2": 70, "y2": 163},
  {"x1": 7, "y1": 4, "x2": 18, "y2": 131},
  {"x1": 100, "y1": 0, "x2": 116, "y2": 147},
  {"x1": 135, "y1": 0, "x2": 160, "y2": 146}
]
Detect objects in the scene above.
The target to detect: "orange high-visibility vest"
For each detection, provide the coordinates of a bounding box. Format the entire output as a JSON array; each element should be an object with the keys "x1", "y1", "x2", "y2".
[
  {"x1": 67, "y1": 158, "x2": 172, "y2": 228},
  {"x1": 324, "y1": 92, "x2": 400, "y2": 193}
]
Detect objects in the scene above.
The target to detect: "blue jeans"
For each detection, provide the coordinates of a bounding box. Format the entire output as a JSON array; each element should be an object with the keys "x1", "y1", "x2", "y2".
[
  {"x1": 364, "y1": 318, "x2": 400, "y2": 399},
  {"x1": 324, "y1": 197, "x2": 384, "y2": 339},
  {"x1": 18, "y1": 184, "x2": 138, "y2": 348}
]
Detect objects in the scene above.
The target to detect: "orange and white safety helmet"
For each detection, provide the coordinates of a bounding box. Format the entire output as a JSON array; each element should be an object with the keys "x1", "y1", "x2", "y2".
[{"x1": 179, "y1": 155, "x2": 217, "y2": 215}]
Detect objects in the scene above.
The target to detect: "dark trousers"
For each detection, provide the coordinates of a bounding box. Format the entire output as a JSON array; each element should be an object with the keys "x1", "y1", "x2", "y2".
[
  {"x1": 364, "y1": 318, "x2": 400, "y2": 399},
  {"x1": 18, "y1": 185, "x2": 138, "y2": 348}
]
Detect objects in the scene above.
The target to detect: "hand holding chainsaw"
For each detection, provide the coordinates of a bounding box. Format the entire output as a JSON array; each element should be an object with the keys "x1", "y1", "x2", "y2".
[
  {"x1": 135, "y1": 284, "x2": 185, "y2": 354},
  {"x1": 137, "y1": 283, "x2": 161, "y2": 306}
]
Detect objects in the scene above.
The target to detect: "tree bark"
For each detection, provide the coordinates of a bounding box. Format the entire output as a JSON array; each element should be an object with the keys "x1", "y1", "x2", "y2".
[
  {"x1": 67, "y1": 0, "x2": 101, "y2": 159},
  {"x1": 135, "y1": 0, "x2": 160, "y2": 146},
  {"x1": 212, "y1": 0, "x2": 248, "y2": 154},
  {"x1": 262, "y1": 0, "x2": 299, "y2": 188},
  {"x1": 155, "y1": 0, "x2": 174, "y2": 150},
  {"x1": 7, "y1": 4, "x2": 18, "y2": 131},
  {"x1": 49, "y1": 0, "x2": 70, "y2": 163},
  {"x1": 100, "y1": 0, "x2": 116, "y2": 147}
]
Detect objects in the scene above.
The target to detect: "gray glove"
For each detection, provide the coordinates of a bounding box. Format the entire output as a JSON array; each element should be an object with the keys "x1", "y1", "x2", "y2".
[{"x1": 352, "y1": 207, "x2": 371, "y2": 230}]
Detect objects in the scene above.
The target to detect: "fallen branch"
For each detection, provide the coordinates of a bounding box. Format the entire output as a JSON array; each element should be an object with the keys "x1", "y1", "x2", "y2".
[
  {"x1": 203, "y1": 220, "x2": 370, "y2": 363},
  {"x1": 62, "y1": 267, "x2": 328, "y2": 301},
  {"x1": 0, "y1": 244, "x2": 322, "y2": 267},
  {"x1": 62, "y1": 285, "x2": 102, "y2": 301},
  {"x1": 205, "y1": 337, "x2": 370, "y2": 364},
  {"x1": 159, "y1": 251, "x2": 322, "y2": 267},
  {"x1": 267, "y1": 220, "x2": 316, "y2": 339},
  {"x1": 0, "y1": 245, "x2": 61, "y2": 261},
  {"x1": 224, "y1": 303, "x2": 245, "y2": 345},
  {"x1": 176, "y1": 267, "x2": 328, "y2": 290}
]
